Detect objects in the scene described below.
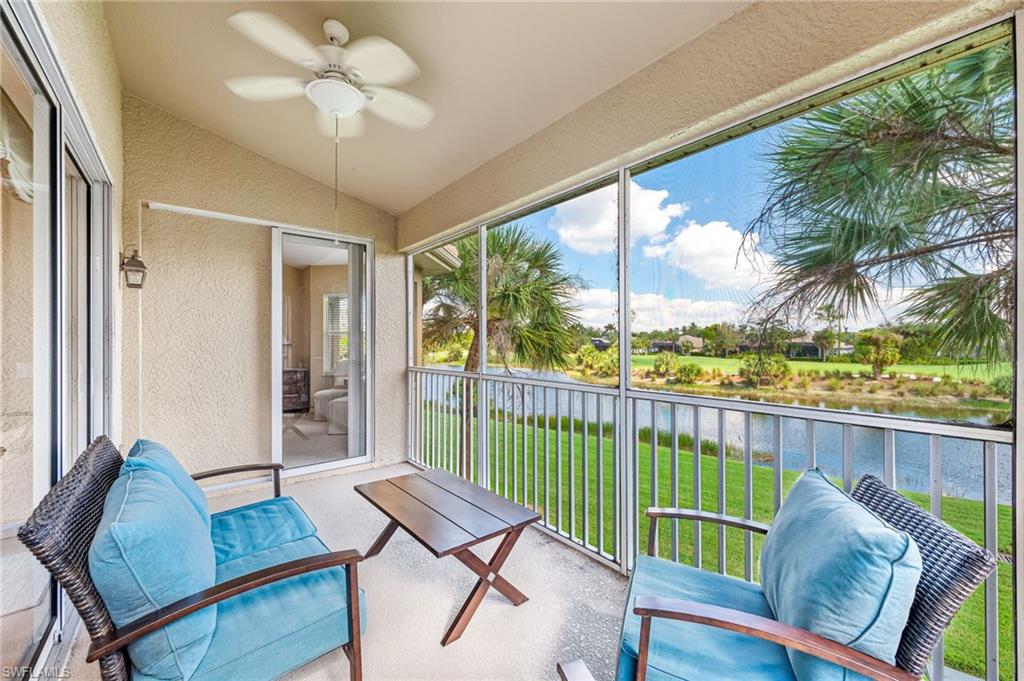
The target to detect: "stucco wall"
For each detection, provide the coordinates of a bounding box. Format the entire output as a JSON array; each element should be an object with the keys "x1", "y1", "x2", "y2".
[
  {"x1": 124, "y1": 210, "x2": 273, "y2": 467},
  {"x1": 121, "y1": 94, "x2": 405, "y2": 475},
  {"x1": 37, "y1": 1, "x2": 123, "y2": 189},
  {"x1": 397, "y1": 0, "x2": 1017, "y2": 249}
]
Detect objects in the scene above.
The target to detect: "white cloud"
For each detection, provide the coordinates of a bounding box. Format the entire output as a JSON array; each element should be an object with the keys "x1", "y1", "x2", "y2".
[
  {"x1": 577, "y1": 286, "x2": 915, "y2": 333},
  {"x1": 575, "y1": 288, "x2": 744, "y2": 331},
  {"x1": 576, "y1": 288, "x2": 618, "y2": 328},
  {"x1": 630, "y1": 291, "x2": 743, "y2": 331},
  {"x1": 645, "y1": 220, "x2": 773, "y2": 289},
  {"x1": 550, "y1": 182, "x2": 687, "y2": 255},
  {"x1": 632, "y1": 184, "x2": 688, "y2": 242},
  {"x1": 847, "y1": 286, "x2": 914, "y2": 330}
]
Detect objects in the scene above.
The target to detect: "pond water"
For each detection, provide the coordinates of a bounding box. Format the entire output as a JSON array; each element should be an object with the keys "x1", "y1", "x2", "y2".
[{"x1": 424, "y1": 366, "x2": 1013, "y2": 504}]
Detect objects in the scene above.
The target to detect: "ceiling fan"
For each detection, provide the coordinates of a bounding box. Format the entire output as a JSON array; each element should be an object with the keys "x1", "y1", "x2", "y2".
[{"x1": 224, "y1": 11, "x2": 434, "y2": 139}]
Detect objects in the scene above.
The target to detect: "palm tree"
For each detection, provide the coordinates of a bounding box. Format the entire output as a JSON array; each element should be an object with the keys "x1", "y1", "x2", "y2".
[
  {"x1": 422, "y1": 223, "x2": 581, "y2": 373},
  {"x1": 745, "y1": 40, "x2": 1014, "y2": 364}
]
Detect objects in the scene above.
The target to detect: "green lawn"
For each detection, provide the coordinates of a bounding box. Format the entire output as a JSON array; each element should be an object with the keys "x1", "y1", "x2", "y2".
[
  {"x1": 630, "y1": 353, "x2": 1012, "y2": 380},
  {"x1": 419, "y1": 405, "x2": 1013, "y2": 679}
]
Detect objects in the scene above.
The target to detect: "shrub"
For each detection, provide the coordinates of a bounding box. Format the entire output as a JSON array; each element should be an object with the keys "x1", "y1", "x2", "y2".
[
  {"x1": 825, "y1": 378, "x2": 842, "y2": 392},
  {"x1": 738, "y1": 353, "x2": 791, "y2": 387},
  {"x1": 652, "y1": 352, "x2": 681, "y2": 377},
  {"x1": 674, "y1": 362, "x2": 703, "y2": 384},
  {"x1": 907, "y1": 382, "x2": 937, "y2": 397},
  {"x1": 577, "y1": 343, "x2": 617, "y2": 378},
  {"x1": 990, "y1": 374, "x2": 1013, "y2": 399}
]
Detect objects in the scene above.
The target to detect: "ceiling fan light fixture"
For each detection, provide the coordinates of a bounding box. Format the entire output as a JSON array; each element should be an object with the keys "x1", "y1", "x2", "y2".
[{"x1": 305, "y1": 78, "x2": 366, "y2": 118}]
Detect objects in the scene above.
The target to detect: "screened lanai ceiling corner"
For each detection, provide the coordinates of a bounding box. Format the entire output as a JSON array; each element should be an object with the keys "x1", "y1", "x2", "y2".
[{"x1": 102, "y1": 1, "x2": 747, "y2": 215}]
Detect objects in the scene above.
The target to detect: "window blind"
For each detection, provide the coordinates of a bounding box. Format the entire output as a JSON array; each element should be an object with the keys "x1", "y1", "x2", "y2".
[{"x1": 324, "y1": 293, "x2": 348, "y2": 375}]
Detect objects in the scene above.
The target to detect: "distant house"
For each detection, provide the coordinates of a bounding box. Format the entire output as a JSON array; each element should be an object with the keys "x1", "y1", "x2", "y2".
[
  {"x1": 677, "y1": 334, "x2": 705, "y2": 354},
  {"x1": 591, "y1": 337, "x2": 612, "y2": 351},
  {"x1": 649, "y1": 340, "x2": 679, "y2": 354},
  {"x1": 785, "y1": 335, "x2": 856, "y2": 360},
  {"x1": 786, "y1": 335, "x2": 821, "y2": 359}
]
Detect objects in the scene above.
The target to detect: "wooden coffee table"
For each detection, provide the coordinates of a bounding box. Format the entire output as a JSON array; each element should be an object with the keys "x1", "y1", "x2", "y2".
[{"x1": 355, "y1": 468, "x2": 541, "y2": 645}]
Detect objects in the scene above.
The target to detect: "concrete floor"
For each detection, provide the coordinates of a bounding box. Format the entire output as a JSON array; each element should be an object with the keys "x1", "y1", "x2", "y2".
[{"x1": 66, "y1": 464, "x2": 627, "y2": 681}]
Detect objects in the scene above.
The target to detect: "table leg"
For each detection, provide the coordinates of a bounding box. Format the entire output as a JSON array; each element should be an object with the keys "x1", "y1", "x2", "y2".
[
  {"x1": 452, "y1": 547, "x2": 527, "y2": 605},
  {"x1": 365, "y1": 519, "x2": 399, "y2": 558},
  {"x1": 441, "y1": 527, "x2": 526, "y2": 646}
]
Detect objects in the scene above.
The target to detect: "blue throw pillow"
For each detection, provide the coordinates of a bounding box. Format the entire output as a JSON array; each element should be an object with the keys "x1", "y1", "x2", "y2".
[
  {"x1": 124, "y1": 439, "x2": 209, "y2": 528},
  {"x1": 89, "y1": 469, "x2": 217, "y2": 681},
  {"x1": 760, "y1": 468, "x2": 922, "y2": 681}
]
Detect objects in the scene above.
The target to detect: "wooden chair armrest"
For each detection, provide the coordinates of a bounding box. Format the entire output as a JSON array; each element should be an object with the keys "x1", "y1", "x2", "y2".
[
  {"x1": 192, "y1": 463, "x2": 284, "y2": 497},
  {"x1": 556, "y1": 659, "x2": 597, "y2": 681},
  {"x1": 87, "y1": 548, "x2": 362, "y2": 662},
  {"x1": 632, "y1": 596, "x2": 917, "y2": 681},
  {"x1": 645, "y1": 509, "x2": 768, "y2": 556}
]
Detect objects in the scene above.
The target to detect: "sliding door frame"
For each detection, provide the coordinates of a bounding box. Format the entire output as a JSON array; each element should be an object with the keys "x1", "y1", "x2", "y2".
[{"x1": 271, "y1": 227, "x2": 375, "y2": 475}]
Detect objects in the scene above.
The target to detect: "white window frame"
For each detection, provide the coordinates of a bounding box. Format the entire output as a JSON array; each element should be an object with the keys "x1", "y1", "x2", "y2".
[{"x1": 323, "y1": 292, "x2": 348, "y2": 377}]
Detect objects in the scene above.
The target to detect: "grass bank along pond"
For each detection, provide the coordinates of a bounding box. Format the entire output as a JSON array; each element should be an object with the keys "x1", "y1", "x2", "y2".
[{"x1": 579, "y1": 354, "x2": 1012, "y2": 426}]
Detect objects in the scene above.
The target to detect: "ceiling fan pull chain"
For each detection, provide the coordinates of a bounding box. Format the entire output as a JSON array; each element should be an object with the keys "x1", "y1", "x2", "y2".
[{"x1": 334, "y1": 119, "x2": 340, "y2": 233}]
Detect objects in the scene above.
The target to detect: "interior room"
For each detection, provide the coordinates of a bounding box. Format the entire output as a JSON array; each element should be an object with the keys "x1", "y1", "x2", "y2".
[{"x1": 2, "y1": 1, "x2": 1022, "y2": 680}]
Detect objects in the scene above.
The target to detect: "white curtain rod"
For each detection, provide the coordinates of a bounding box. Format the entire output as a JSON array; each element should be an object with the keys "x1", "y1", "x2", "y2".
[{"x1": 141, "y1": 201, "x2": 375, "y2": 247}]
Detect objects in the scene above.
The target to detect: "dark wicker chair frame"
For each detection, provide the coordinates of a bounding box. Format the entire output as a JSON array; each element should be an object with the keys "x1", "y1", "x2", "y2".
[
  {"x1": 558, "y1": 477, "x2": 996, "y2": 681},
  {"x1": 17, "y1": 436, "x2": 364, "y2": 681}
]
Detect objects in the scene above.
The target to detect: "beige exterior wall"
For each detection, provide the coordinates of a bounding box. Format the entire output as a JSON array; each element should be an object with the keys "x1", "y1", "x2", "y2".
[
  {"x1": 397, "y1": 0, "x2": 1017, "y2": 249},
  {"x1": 120, "y1": 94, "x2": 404, "y2": 476},
  {"x1": 37, "y1": 1, "x2": 124, "y2": 190}
]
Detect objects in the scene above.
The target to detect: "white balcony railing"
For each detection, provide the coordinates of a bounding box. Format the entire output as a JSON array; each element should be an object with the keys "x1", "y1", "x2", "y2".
[{"x1": 407, "y1": 365, "x2": 1013, "y2": 681}]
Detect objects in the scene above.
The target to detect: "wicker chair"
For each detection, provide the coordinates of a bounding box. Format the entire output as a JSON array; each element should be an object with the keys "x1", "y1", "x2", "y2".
[
  {"x1": 17, "y1": 436, "x2": 131, "y2": 680},
  {"x1": 17, "y1": 436, "x2": 364, "y2": 681},
  {"x1": 558, "y1": 473, "x2": 998, "y2": 681}
]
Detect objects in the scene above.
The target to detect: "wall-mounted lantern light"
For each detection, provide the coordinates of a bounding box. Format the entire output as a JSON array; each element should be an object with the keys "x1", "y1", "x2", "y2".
[{"x1": 120, "y1": 247, "x2": 147, "y2": 289}]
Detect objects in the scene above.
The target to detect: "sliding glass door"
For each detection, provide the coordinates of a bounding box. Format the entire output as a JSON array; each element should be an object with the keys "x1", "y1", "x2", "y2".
[
  {"x1": 276, "y1": 231, "x2": 369, "y2": 469},
  {"x1": 0, "y1": 23, "x2": 56, "y2": 672}
]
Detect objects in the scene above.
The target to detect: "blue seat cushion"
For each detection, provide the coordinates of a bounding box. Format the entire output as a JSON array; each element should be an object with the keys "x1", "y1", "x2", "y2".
[
  {"x1": 760, "y1": 469, "x2": 922, "y2": 681},
  {"x1": 210, "y1": 496, "x2": 318, "y2": 563},
  {"x1": 123, "y1": 440, "x2": 210, "y2": 529},
  {"x1": 617, "y1": 555, "x2": 796, "y2": 681},
  {"x1": 90, "y1": 469, "x2": 216, "y2": 681},
  {"x1": 175, "y1": 535, "x2": 367, "y2": 681}
]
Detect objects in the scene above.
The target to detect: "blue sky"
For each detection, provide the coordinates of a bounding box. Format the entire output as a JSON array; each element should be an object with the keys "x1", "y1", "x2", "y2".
[{"x1": 499, "y1": 123, "x2": 910, "y2": 334}]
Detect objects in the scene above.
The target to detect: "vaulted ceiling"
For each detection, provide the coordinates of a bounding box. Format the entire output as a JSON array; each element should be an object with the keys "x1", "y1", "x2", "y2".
[{"x1": 103, "y1": 1, "x2": 746, "y2": 215}]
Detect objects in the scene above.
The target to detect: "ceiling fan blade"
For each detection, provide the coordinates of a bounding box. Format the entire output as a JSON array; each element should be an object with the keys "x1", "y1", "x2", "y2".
[
  {"x1": 364, "y1": 86, "x2": 434, "y2": 129},
  {"x1": 315, "y1": 110, "x2": 366, "y2": 139},
  {"x1": 225, "y1": 76, "x2": 307, "y2": 101},
  {"x1": 227, "y1": 12, "x2": 325, "y2": 71},
  {"x1": 342, "y1": 36, "x2": 419, "y2": 86}
]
